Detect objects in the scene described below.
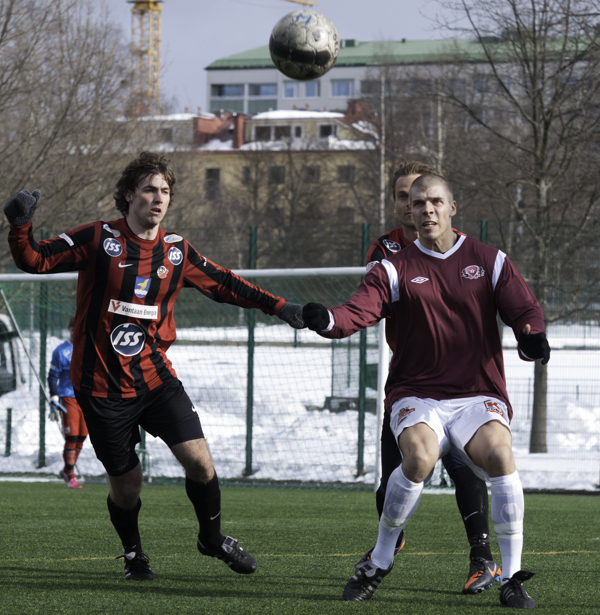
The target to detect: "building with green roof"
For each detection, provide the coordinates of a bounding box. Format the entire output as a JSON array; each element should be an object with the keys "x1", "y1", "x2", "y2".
[{"x1": 205, "y1": 38, "x2": 486, "y2": 115}]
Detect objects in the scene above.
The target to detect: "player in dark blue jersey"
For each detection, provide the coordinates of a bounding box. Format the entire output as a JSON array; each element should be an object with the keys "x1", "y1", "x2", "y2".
[{"x1": 48, "y1": 316, "x2": 88, "y2": 489}]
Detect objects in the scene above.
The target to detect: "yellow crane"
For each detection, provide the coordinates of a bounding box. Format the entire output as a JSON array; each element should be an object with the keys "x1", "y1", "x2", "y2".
[{"x1": 129, "y1": 0, "x2": 162, "y2": 116}]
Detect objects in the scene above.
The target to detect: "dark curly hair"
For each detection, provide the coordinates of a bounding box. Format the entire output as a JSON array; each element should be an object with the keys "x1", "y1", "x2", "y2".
[{"x1": 114, "y1": 151, "x2": 176, "y2": 216}]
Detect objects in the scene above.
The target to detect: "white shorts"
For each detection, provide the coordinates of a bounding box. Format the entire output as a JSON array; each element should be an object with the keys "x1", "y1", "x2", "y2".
[{"x1": 389, "y1": 395, "x2": 511, "y2": 482}]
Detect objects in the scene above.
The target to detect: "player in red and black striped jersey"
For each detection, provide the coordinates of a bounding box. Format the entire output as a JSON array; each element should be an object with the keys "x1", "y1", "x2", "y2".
[
  {"x1": 5, "y1": 152, "x2": 306, "y2": 582},
  {"x1": 365, "y1": 162, "x2": 500, "y2": 594}
]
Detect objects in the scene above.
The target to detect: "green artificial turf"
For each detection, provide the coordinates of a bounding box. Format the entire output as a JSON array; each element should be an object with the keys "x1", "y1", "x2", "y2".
[{"x1": 0, "y1": 482, "x2": 598, "y2": 614}]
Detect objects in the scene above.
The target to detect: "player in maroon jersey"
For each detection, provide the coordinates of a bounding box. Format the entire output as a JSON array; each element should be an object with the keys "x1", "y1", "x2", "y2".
[
  {"x1": 303, "y1": 174, "x2": 549, "y2": 609},
  {"x1": 4, "y1": 152, "x2": 306, "y2": 582},
  {"x1": 365, "y1": 161, "x2": 501, "y2": 594}
]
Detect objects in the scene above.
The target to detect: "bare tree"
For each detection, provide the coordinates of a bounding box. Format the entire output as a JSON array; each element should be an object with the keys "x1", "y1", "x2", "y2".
[
  {"x1": 434, "y1": 0, "x2": 600, "y2": 451},
  {"x1": 0, "y1": 0, "x2": 139, "y2": 260}
]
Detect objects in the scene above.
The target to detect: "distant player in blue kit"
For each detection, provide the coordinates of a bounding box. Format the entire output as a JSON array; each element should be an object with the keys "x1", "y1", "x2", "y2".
[{"x1": 48, "y1": 316, "x2": 88, "y2": 489}]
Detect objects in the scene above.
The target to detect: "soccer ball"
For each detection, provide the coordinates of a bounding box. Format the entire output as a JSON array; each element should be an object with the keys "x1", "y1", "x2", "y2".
[{"x1": 269, "y1": 10, "x2": 340, "y2": 81}]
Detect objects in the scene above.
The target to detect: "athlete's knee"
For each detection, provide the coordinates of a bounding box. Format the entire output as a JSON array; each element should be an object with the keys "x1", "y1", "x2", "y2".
[
  {"x1": 401, "y1": 451, "x2": 437, "y2": 483},
  {"x1": 481, "y1": 444, "x2": 515, "y2": 476}
]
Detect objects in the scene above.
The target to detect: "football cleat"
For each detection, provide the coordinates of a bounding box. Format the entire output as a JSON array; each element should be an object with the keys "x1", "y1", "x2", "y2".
[
  {"x1": 499, "y1": 571, "x2": 537, "y2": 609},
  {"x1": 116, "y1": 550, "x2": 153, "y2": 581},
  {"x1": 197, "y1": 536, "x2": 257, "y2": 574},
  {"x1": 462, "y1": 557, "x2": 502, "y2": 593},
  {"x1": 66, "y1": 477, "x2": 82, "y2": 489},
  {"x1": 355, "y1": 529, "x2": 406, "y2": 570},
  {"x1": 343, "y1": 558, "x2": 393, "y2": 601}
]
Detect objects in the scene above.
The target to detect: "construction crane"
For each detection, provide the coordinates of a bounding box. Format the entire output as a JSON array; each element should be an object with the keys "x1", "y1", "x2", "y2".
[{"x1": 129, "y1": 0, "x2": 162, "y2": 116}]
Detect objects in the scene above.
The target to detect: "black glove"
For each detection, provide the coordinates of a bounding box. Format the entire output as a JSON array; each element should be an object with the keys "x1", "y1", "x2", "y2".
[
  {"x1": 302, "y1": 302, "x2": 330, "y2": 331},
  {"x1": 518, "y1": 329, "x2": 550, "y2": 365},
  {"x1": 4, "y1": 189, "x2": 41, "y2": 226},
  {"x1": 277, "y1": 303, "x2": 306, "y2": 329}
]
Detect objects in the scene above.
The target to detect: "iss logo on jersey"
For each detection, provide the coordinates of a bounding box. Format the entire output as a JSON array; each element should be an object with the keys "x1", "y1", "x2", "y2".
[
  {"x1": 102, "y1": 224, "x2": 121, "y2": 238},
  {"x1": 157, "y1": 265, "x2": 169, "y2": 279},
  {"x1": 395, "y1": 406, "x2": 416, "y2": 430},
  {"x1": 168, "y1": 246, "x2": 183, "y2": 265},
  {"x1": 135, "y1": 277, "x2": 150, "y2": 298},
  {"x1": 382, "y1": 239, "x2": 401, "y2": 252},
  {"x1": 462, "y1": 265, "x2": 485, "y2": 280},
  {"x1": 485, "y1": 400, "x2": 507, "y2": 421},
  {"x1": 103, "y1": 237, "x2": 122, "y2": 257},
  {"x1": 110, "y1": 323, "x2": 145, "y2": 356},
  {"x1": 163, "y1": 234, "x2": 183, "y2": 243}
]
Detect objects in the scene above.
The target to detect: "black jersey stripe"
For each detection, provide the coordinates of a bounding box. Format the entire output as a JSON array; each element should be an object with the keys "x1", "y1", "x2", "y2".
[{"x1": 79, "y1": 225, "x2": 113, "y2": 393}]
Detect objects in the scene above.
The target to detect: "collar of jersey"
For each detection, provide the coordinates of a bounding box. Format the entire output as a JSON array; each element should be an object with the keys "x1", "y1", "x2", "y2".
[
  {"x1": 119, "y1": 217, "x2": 162, "y2": 246},
  {"x1": 414, "y1": 234, "x2": 466, "y2": 259}
]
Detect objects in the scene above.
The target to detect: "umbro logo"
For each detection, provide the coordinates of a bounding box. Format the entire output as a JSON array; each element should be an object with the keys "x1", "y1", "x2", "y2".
[{"x1": 411, "y1": 277, "x2": 429, "y2": 284}]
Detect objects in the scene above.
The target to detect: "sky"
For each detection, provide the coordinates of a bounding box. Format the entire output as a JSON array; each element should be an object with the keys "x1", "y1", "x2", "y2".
[{"x1": 102, "y1": 0, "x2": 446, "y2": 114}]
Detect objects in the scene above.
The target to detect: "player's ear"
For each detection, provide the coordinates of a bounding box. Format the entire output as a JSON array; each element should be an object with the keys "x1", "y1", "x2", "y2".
[{"x1": 449, "y1": 200, "x2": 457, "y2": 217}]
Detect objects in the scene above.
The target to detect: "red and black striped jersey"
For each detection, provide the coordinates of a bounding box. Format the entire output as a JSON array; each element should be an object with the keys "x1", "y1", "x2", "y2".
[
  {"x1": 9, "y1": 218, "x2": 286, "y2": 398},
  {"x1": 365, "y1": 227, "x2": 412, "y2": 270}
]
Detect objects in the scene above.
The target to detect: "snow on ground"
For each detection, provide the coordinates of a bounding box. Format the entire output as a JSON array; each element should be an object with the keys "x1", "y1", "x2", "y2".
[{"x1": 0, "y1": 323, "x2": 598, "y2": 491}]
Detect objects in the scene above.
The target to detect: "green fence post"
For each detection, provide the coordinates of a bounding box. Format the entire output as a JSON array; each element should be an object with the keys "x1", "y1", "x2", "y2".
[
  {"x1": 245, "y1": 226, "x2": 257, "y2": 477},
  {"x1": 480, "y1": 220, "x2": 488, "y2": 244},
  {"x1": 4, "y1": 408, "x2": 11, "y2": 457},
  {"x1": 38, "y1": 230, "x2": 49, "y2": 468},
  {"x1": 356, "y1": 223, "x2": 370, "y2": 476}
]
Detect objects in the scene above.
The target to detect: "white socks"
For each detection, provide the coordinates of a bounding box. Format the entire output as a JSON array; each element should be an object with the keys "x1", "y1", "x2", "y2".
[
  {"x1": 370, "y1": 465, "x2": 423, "y2": 569},
  {"x1": 490, "y1": 471, "x2": 525, "y2": 583}
]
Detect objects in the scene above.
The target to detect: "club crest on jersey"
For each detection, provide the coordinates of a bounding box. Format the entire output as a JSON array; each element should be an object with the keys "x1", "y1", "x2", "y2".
[
  {"x1": 157, "y1": 265, "x2": 169, "y2": 279},
  {"x1": 485, "y1": 400, "x2": 507, "y2": 420},
  {"x1": 163, "y1": 233, "x2": 183, "y2": 243},
  {"x1": 382, "y1": 239, "x2": 401, "y2": 252},
  {"x1": 102, "y1": 224, "x2": 121, "y2": 238},
  {"x1": 168, "y1": 246, "x2": 183, "y2": 265},
  {"x1": 462, "y1": 265, "x2": 485, "y2": 280},
  {"x1": 110, "y1": 323, "x2": 145, "y2": 356},
  {"x1": 103, "y1": 237, "x2": 123, "y2": 257},
  {"x1": 395, "y1": 406, "x2": 416, "y2": 430},
  {"x1": 134, "y1": 277, "x2": 150, "y2": 298}
]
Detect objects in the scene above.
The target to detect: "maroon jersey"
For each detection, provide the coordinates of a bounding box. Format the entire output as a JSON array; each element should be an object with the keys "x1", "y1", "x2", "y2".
[
  {"x1": 9, "y1": 218, "x2": 286, "y2": 398},
  {"x1": 321, "y1": 236, "x2": 545, "y2": 419}
]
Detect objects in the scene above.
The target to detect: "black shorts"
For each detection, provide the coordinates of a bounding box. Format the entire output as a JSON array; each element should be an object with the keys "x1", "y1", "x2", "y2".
[{"x1": 75, "y1": 378, "x2": 204, "y2": 477}]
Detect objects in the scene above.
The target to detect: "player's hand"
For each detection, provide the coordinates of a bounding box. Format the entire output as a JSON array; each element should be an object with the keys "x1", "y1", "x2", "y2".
[
  {"x1": 4, "y1": 189, "x2": 41, "y2": 226},
  {"x1": 518, "y1": 324, "x2": 550, "y2": 365},
  {"x1": 277, "y1": 303, "x2": 306, "y2": 329},
  {"x1": 48, "y1": 395, "x2": 60, "y2": 421},
  {"x1": 302, "y1": 302, "x2": 330, "y2": 331}
]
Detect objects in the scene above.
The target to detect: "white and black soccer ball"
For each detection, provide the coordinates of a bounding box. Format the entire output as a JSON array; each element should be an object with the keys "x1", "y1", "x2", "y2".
[{"x1": 269, "y1": 10, "x2": 340, "y2": 81}]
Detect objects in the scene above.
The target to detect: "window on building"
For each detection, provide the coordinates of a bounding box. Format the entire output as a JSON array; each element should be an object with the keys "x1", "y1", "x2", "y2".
[
  {"x1": 336, "y1": 207, "x2": 355, "y2": 225},
  {"x1": 249, "y1": 83, "x2": 277, "y2": 97},
  {"x1": 305, "y1": 81, "x2": 320, "y2": 97},
  {"x1": 318, "y1": 124, "x2": 337, "y2": 138},
  {"x1": 302, "y1": 165, "x2": 320, "y2": 183},
  {"x1": 160, "y1": 127, "x2": 173, "y2": 142},
  {"x1": 242, "y1": 166, "x2": 252, "y2": 185},
  {"x1": 274, "y1": 125, "x2": 291, "y2": 140},
  {"x1": 205, "y1": 168, "x2": 220, "y2": 201},
  {"x1": 255, "y1": 126, "x2": 271, "y2": 141},
  {"x1": 294, "y1": 125, "x2": 303, "y2": 138},
  {"x1": 337, "y1": 165, "x2": 355, "y2": 184},
  {"x1": 331, "y1": 80, "x2": 354, "y2": 97},
  {"x1": 269, "y1": 166, "x2": 285, "y2": 184},
  {"x1": 211, "y1": 84, "x2": 244, "y2": 97},
  {"x1": 284, "y1": 82, "x2": 299, "y2": 98}
]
